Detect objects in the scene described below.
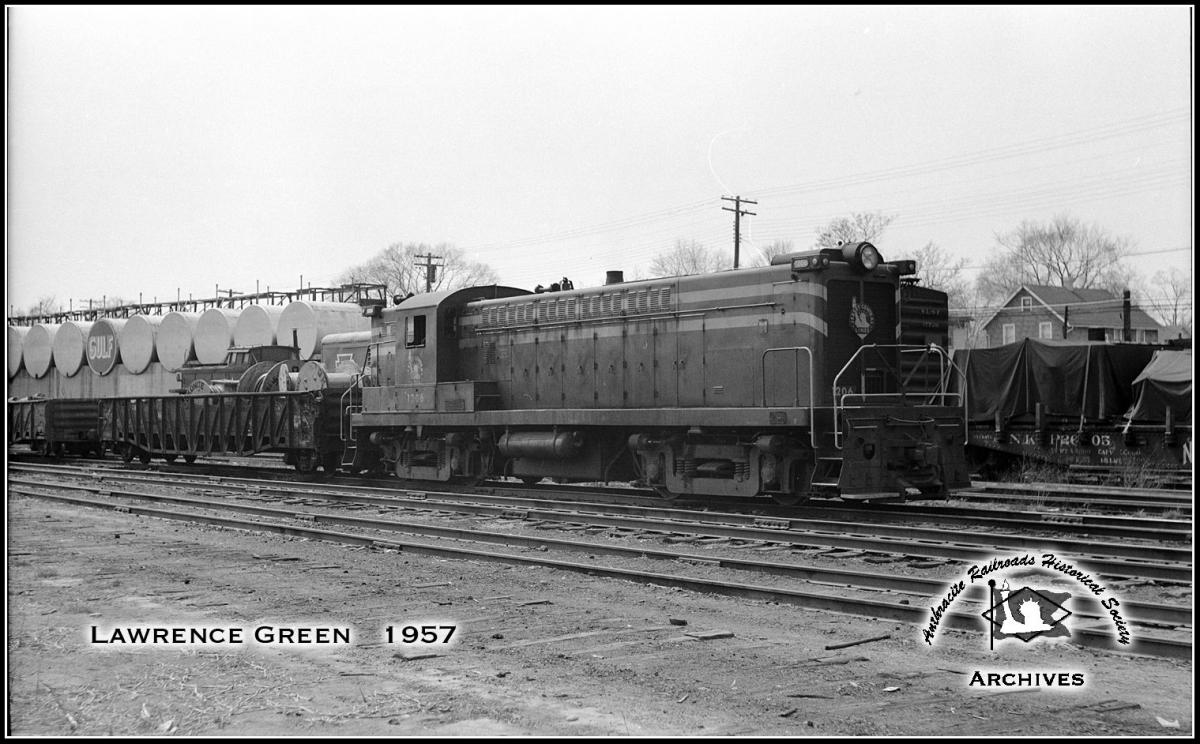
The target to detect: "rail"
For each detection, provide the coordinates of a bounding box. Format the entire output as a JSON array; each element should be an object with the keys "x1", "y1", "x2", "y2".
[
  {"x1": 832, "y1": 344, "x2": 960, "y2": 448},
  {"x1": 761, "y1": 346, "x2": 815, "y2": 449}
]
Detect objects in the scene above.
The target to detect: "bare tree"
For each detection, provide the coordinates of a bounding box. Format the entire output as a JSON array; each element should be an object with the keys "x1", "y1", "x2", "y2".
[
  {"x1": 813, "y1": 211, "x2": 896, "y2": 250},
  {"x1": 26, "y1": 296, "x2": 59, "y2": 316},
  {"x1": 648, "y1": 239, "x2": 726, "y2": 277},
  {"x1": 975, "y1": 214, "x2": 1132, "y2": 305},
  {"x1": 911, "y1": 242, "x2": 970, "y2": 308},
  {"x1": 748, "y1": 239, "x2": 794, "y2": 267},
  {"x1": 1140, "y1": 266, "x2": 1193, "y2": 335},
  {"x1": 338, "y1": 243, "x2": 498, "y2": 299}
]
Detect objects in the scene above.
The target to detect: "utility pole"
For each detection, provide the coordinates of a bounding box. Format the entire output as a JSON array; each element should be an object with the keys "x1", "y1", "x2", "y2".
[
  {"x1": 414, "y1": 253, "x2": 445, "y2": 293},
  {"x1": 1122, "y1": 290, "x2": 1132, "y2": 342},
  {"x1": 721, "y1": 195, "x2": 757, "y2": 269}
]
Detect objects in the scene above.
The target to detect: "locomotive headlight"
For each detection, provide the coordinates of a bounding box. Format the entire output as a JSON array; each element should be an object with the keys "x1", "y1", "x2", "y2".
[
  {"x1": 859, "y1": 243, "x2": 881, "y2": 271},
  {"x1": 842, "y1": 241, "x2": 883, "y2": 272}
]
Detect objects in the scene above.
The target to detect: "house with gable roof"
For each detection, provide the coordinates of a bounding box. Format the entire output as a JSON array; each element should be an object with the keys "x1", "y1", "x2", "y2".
[{"x1": 980, "y1": 285, "x2": 1163, "y2": 348}]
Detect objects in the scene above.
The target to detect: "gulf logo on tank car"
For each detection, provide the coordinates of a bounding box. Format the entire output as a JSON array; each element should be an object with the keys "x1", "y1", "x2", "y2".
[{"x1": 87, "y1": 325, "x2": 119, "y2": 374}]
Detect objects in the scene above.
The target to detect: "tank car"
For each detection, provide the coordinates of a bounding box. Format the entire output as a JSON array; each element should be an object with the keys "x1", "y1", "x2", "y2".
[{"x1": 339, "y1": 242, "x2": 971, "y2": 503}]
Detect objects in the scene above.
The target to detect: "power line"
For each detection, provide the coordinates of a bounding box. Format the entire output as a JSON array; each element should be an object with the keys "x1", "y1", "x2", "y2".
[
  {"x1": 454, "y1": 108, "x2": 1189, "y2": 258},
  {"x1": 721, "y1": 196, "x2": 757, "y2": 269},
  {"x1": 413, "y1": 253, "x2": 444, "y2": 293}
]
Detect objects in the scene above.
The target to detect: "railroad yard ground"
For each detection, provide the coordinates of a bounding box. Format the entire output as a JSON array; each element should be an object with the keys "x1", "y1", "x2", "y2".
[{"x1": 7, "y1": 482, "x2": 1193, "y2": 738}]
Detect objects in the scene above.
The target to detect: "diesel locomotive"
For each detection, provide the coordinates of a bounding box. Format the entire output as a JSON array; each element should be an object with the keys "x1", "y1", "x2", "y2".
[{"x1": 334, "y1": 242, "x2": 971, "y2": 503}]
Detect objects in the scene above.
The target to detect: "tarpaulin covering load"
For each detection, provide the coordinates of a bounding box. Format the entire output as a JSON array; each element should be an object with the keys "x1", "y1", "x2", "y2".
[
  {"x1": 1125, "y1": 349, "x2": 1192, "y2": 424},
  {"x1": 952, "y1": 340, "x2": 1158, "y2": 423}
]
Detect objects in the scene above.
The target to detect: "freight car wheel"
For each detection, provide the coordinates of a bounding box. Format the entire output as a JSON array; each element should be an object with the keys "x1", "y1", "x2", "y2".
[
  {"x1": 138, "y1": 450, "x2": 152, "y2": 465},
  {"x1": 121, "y1": 445, "x2": 135, "y2": 464},
  {"x1": 321, "y1": 452, "x2": 341, "y2": 473},
  {"x1": 183, "y1": 455, "x2": 197, "y2": 464},
  {"x1": 163, "y1": 454, "x2": 178, "y2": 464}
]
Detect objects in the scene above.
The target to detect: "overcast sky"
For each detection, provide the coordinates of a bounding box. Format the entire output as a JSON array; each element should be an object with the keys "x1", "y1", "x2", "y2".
[{"x1": 6, "y1": 5, "x2": 1193, "y2": 317}]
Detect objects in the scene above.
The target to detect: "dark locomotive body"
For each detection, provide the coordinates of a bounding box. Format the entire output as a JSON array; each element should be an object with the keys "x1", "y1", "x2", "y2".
[{"x1": 348, "y1": 243, "x2": 971, "y2": 501}]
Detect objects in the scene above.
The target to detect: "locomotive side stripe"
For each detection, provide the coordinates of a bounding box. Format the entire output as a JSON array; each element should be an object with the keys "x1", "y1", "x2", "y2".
[
  {"x1": 681, "y1": 283, "x2": 826, "y2": 306},
  {"x1": 675, "y1": 314, "x2": 828, "y2": 337},
  {"x1": 685, "y1": 312, "x2": 827, "y2": 336},
  {"x1": 458, "y1": 311, "x2": 829, "y2": 345}
]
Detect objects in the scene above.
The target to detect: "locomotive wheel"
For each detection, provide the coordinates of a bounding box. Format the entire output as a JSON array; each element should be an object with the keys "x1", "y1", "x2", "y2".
[
  {"x1": 770, "y1": 492, "x2": 808, "y2": 506},
  {"x1": 651, "y1": 484, "x2": 679, "y2": 500},
  {"x1": 917, "y1": 485, "x2": 946, "y2": 499},
  {"x1": 293, "y1": 451, "x2": 318, "y2": 473}
]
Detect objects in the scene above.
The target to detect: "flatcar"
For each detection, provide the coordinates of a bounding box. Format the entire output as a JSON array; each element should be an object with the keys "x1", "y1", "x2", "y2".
[{"x1": 952, "y1": 339, "x2": 1192, "y2": 478}]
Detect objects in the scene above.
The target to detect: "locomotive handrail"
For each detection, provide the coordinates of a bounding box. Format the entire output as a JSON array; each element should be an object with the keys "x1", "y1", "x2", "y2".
[
  {"x1": 832, "y1": 343, "x2": 956, "y2": 448},
  {"x1": 340, "y1": 373, "x2": 364, "y2": 443},
  {"x1": 761, "y1": 346, "x2": 816, "y2": 449}
]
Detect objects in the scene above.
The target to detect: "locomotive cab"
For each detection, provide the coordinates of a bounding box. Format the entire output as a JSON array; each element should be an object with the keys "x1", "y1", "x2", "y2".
[{"x1": 352, "y1": 286, "x2": 529, "y2": 479}]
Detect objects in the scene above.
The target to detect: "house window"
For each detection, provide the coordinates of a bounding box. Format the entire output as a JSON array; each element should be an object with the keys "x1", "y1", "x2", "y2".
[
  {"x1": 405, "y1": 315, "x2": 427, "y2": 348},
  {"x1": 1038, "y1": 321, "x2": 1053, "y2": 340},
  {"x1": 1002, "y1": 324, "x2": 1016, "y2": 344},
  {"x1": 1020, "y1": 297, "x2": 1033, "y2": 312}
]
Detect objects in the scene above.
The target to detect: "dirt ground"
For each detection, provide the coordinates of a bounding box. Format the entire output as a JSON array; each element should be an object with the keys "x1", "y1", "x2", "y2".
[{"x1": 6, "y1": 492, "x2": 1193, "y2": 736}]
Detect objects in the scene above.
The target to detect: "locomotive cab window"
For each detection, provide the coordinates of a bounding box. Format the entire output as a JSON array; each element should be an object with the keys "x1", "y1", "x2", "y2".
[{"x1": 405, "y1": 315, "x2": 427, "y2": 348}]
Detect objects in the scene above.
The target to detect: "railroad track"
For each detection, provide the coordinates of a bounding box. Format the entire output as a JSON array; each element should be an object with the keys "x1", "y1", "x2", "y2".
[
  {"x1": 10, "y1": 463, "x2": 1192, "y2": 580},
  {"x1": 11, "y1": 459, "x2": 1193, "y2": 540},
  {"x1": 9, "y1": 472, "x2": 1189, "y2": 661},
  {"x1": 11, "y1": 450, "x2": 1190, "y2": 519},
  {"x1": 957, "y1": 481, "x2": 1193, "y2": 515}
]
